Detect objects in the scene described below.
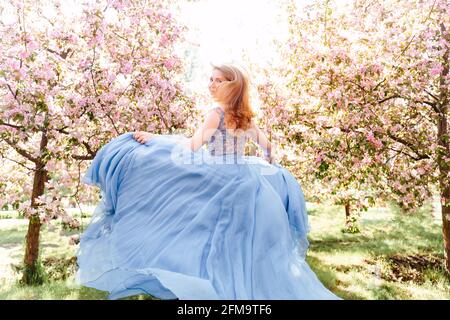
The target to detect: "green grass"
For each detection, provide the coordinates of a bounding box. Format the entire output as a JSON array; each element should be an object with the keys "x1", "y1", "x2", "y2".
[
  {"x1": 0, "y1": 210, "x2": 156, "y2": 300},
  {"x1": 0, "y1": 200, "x2": 448, "y2": 300},
  {"x1": 305, "y1": 200, "x2": 450, "y2": 299}
]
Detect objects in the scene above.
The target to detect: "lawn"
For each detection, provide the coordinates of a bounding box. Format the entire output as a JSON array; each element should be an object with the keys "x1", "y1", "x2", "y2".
[
  {"x1": 0, "y1": 199, "x2": 448, "y2": 300},
  {"x1": 306, "y1": 200, "x2": 449, "y2": 299}
]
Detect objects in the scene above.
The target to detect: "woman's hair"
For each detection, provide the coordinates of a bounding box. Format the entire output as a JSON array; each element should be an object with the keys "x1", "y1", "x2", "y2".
[{"x1": 210, "y1": 63, "x2": 256, "y2": 131}]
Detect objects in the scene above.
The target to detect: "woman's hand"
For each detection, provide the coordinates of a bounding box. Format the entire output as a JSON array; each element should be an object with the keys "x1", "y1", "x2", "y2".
[
  {"x1": 133, "y1": 131, "x2": 154, "y2": 144},
  {"x1": 265, "y1": 155, "x2": 276, "y2": 164}
]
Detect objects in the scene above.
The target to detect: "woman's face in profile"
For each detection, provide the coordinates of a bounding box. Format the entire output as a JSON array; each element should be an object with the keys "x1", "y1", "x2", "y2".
[{"x1": 208, "y1": 69, "x2": 226, "y2": 97}]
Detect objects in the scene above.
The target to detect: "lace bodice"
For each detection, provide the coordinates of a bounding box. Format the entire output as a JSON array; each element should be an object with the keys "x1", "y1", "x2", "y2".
[{"x1": 206, "y1": 107, "x2": 249, "y2": 156}]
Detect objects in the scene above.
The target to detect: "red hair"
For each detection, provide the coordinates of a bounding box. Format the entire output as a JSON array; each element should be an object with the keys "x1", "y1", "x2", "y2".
[{"x1": 211, "y1": 63, "x2": 256, "y2": 131}]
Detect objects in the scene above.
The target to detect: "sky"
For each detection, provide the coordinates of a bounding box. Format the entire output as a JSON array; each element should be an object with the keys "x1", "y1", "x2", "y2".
[
  {"x1": 0, "y1": 0, "x2": 308, "y2": 99},
  {"x1": 172, "y1": 0, "x2": 294, "y2": 93},
  {"x1": 174, "y1": 0, "x2": 291, "y2": 64}
]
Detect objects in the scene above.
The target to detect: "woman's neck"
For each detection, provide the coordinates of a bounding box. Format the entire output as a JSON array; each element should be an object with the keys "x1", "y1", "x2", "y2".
[{"x1": 216, "y1": 103, "x2": 226, "y2": 112}]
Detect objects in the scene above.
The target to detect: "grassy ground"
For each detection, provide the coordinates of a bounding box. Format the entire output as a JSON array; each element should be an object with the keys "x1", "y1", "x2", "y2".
[
  {"x1": 0, "y1": 200, "x2": 448, "y2": 300},
  {"x1": 0, "y1": 209, "x2": 112, "y2": 300},
  {"x1": 306, "y1": 200, "x2": 449, "y2": 299}
]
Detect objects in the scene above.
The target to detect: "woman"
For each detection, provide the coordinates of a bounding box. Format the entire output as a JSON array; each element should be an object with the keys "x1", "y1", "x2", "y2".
[{"x1": 76, "y1": 64, "x2": 341, "y2": 300}]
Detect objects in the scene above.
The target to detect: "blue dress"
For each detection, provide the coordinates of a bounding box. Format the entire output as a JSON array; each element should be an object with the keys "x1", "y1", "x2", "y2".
[{"x1": 75, "y1": 106, "x2": 341, "y2": 300}]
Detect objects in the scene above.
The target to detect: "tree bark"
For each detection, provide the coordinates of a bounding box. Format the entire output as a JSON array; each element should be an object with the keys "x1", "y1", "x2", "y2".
[
  {"x1": 345, "y1": 202, "x2": 351, "y2": 226},
  {"x1": 440, "y1": 171, "x2": 450, "y2": 274},
  {"x1": 437, "y1": 107, "x2": 449, "y2": 274},
  {"x1": 437, "y1": 22, "x2": 450, "y2": 274},
  {"x1": 22, "y1": 132, "x2": 48, "y2": 285}
]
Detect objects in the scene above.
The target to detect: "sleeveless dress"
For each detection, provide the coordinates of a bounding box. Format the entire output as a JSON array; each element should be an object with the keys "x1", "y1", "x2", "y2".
[
  {"x1": 75, "y1": 105, "x2": 341, "y2": 300},
  {"x1": 207, "y1": 106, "x2": 248, "y2": 158}
]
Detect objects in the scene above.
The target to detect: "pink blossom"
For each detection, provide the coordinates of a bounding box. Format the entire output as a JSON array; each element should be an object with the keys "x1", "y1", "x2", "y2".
[
  {"x1": 362, "y1": 156, "x2": 372, "y2": 165},
  {"x1": 417, "y1": 167, "x2": 425, "y2": 175},
  {"x1": 159, "y1": 34, "x2": 169, "y2": 47},
  {"x1": 430, "y1": 63, "x2": 443, "y2": 76},
  {"x1": 50, "y1": 30, "x2": 61, "y2": 38},
  {"x1": 27, "y1": 40, "x2": 39, "y2": 51},
  {"x1": 78, "y1": 59, "x2": 90, "y2": 69},
  {"x1": 19, "y1": 50, "x2": 30, "y2": 59},
  {"x1": 107, "y1": 72, "x2": 116, "y2": 82},
  {"x1": 18, "y1": 68, "x2": 27, "y2": 78},
  {"x1": 328, "y1": 127, "x2": 341, "y2": 135},
  {"x1": 95, "y1": 33, "x2": 105, "y2": 45},
  {"x1": 366, "y1": 132, "x2": 383, "y2": 149},
  {"x1": 78, "y1": 97, "x2": 88, "y2": 107},
  {"x1": 113, "y1": 1, "x2": 126, "y2": 10},
  {"x1": 373, "y1": 140, "x2": 383, "y2": 149},
  {"x1": 121, "y1": 61, "x2": 133, "y2": 74},
  {"x1": 8, "y1": 58, "x2": 20, "y2": 70},
  {"x1": 69, "y1": 234, "x2": 80, "y2": 245},
  {"x1": 359, "y1": 66, "x2": 367, "y2": 74},
  {"x1": 164, "y1": 59, "x2": 175, "y2": 70},
  {"x1": 314, "y1": 154, "x2": 323, "y2": 164},
  {"x1": 390, "y1": 124, "x2": 402, "y2": 133}
]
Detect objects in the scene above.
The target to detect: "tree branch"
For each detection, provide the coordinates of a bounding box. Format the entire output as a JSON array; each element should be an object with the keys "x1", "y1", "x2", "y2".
[
  {"x1": 378, "y1": 94, "x2": 400, "y2": 104},
  {"x1": 44, "y1": 47, "x2": 73, "y2": 60},
  {"x1": 5, "y1": 83, "x2": 20, "y2": 104},
  {"x1": 2, "y1": 137, "x2": 39, "y2": 163},
  {"x1": 373, "y1": 79, "x2": 386, "y2": 92},
  {"x1": 416, "y1": 99, "x2": 442, "y2": 114},
  {"x1": 425, "y1": 89, "x2": 440, "y2": 102},
  {"x1": 0, "y1": 120, "x2": 24, "y2": 130},
  {"x1": 71, "y1": 154, "x2": 95, "y2": 160},
  {"x1": 68, "y1": 135, "x2": 97, "y2": 160},
  {"x1": 386, "y1": 131, "x2": 430, "y2": 160},
  {"x1": 386, "y1": 145, "x2": 427, "y2": 161},
  {"x1": 81, "y1": 140, "x2": 96, "y2": 158},
  {"x1": 393, "y1": 0, "x2": 437, "y2": 61},
  {"x1": 53, "y1": 126, "x2": 70, "y2": 135},
  {"x1": 0, "y1": 153, "x2": 36, "y2": 171}
]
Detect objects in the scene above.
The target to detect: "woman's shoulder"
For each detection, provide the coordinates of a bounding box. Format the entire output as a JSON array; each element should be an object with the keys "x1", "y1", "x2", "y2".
[
  {"x1": 204, "y1": 105, "x2": 223, "y2": 116},
  {"x1": 202, "y1": 106, "x2": 223, "y2": 127}
]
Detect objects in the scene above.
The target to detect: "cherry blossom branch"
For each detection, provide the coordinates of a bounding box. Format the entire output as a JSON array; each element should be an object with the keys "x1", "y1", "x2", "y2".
[
  {"x1": 386, "y1": 145, "x2": 428, "y2": 161},
  {"x1": 0, "y1": 153, "x2": 36, "y2": 171},
  {"x1": 0, "y1": 120, "x2": 24, "y2": 130},
  {"x1": 385, "y1": 132, "x2": 430, "y2": 160},
  {"x1": 2, "y1": 137, "x2": 39, "y2": 163}
]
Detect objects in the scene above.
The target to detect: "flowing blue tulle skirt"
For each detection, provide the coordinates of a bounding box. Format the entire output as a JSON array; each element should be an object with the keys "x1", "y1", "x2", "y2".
[{"x1": 75, "y1": 132, "x2": 341, "y2": 300}]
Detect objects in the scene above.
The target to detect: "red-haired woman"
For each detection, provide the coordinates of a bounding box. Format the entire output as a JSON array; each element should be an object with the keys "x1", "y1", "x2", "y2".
[{"x1": 76, "y1": 64, "x2": 341, "y2": 300}]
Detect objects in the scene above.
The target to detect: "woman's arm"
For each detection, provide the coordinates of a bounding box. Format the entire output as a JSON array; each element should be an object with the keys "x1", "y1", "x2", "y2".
[
  {"x1": 249, "y1": 119, "x2": 274, "y2": 160},
  {"x1": 182, "y1": 109, "x2": 221, "y2": 152}
]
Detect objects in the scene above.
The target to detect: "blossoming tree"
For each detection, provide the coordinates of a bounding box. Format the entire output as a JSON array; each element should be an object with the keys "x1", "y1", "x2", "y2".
[
  {"x1": 277, "y1": 0, "x2": 449, "y2": 271},
  {"x1": 0, "y1": 0, "x2": 194, "y2": 284}
]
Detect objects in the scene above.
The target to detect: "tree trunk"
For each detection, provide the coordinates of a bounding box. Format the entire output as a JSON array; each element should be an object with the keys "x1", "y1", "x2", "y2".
[
  {"x1": 22, "y1": 132, "x2": 48, "y2": 285},
  {"x1": 437, "y1": 109, "x2": 449, "y2": 274},
  {"x1": 345, "y1": 202, "x2": 351, "y2": 226},
  {"x1": 437, "y1": 22, "x2": 449, "y2": 274},
  {"x1": 246, "y1": 142, "x2": 258, "y2": 156},
  {"x1": 441, "y1": 177, "x2": 450, "y2": 274}
]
